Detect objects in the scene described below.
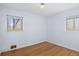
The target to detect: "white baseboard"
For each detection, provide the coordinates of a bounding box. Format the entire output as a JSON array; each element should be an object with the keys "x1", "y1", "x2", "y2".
[
  {"x1": 1, "y1": 40, "x2": 78, "y2": 54},
  {"x1": 47, "y1": 40, "x2": 79, "y2": 52},
  {"x1": 1, "y1": 40, "x2": 46, "y2": 53}
]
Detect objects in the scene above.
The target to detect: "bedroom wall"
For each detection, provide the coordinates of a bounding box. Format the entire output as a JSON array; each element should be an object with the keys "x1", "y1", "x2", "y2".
[
  {"x1": 0, "y1": 8, "x2": 3, "y2": 52},
  {"x1": 47, "y1": 7, "x2": 79, "y2": 51},
  {"x1": 0, "y1": 7, "x2": 47, "y2": 52},
  {"x1": 1, "y1": 6, "x2": 79, "y2": 52}
]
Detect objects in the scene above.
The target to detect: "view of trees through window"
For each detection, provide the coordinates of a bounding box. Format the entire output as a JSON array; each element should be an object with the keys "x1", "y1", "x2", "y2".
[{"x1": 7, "y1": 15, "x2": 23, "y2": 32}]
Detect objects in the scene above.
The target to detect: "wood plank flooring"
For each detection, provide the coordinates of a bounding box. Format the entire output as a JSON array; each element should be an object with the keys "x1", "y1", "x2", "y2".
[{"x1": 1, "y1": 42, "x2": 79, "y2": 56}]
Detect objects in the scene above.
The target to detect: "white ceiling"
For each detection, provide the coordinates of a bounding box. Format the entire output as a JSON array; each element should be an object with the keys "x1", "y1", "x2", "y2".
[{"x1": 0, "y1": 3, "x2": 79, "y2": 16}]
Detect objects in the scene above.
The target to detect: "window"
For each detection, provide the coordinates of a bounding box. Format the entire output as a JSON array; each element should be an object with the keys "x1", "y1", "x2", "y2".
[
  {"x1": 7, "y1": 15, "x2": 23, "y2": 32},
  {"x1": 66, "y1": 16, "x2": 79, "y2": 31}
]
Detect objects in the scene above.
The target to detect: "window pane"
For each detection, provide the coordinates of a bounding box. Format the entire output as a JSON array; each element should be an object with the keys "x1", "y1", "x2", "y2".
[
  {"x1": 7, "y1": 15, "x2": 13, "y2": 31},
  {"x1": 66, "y1": 19, "x2": 74, "y2": 31},
  {"x1": 7, "y1": 15, "x2": 23, "y2": 32}
]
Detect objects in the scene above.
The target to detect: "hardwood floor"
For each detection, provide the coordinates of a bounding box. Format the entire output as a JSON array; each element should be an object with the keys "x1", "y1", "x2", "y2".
[{"x1": 1, "y1": 42, "x2": 79, "y2": 56}]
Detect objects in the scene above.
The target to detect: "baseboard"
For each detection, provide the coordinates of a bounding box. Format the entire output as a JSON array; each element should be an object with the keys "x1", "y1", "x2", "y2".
[
  {"x1": 1, "y1": 40, "x2": 46, "y2": 53},
  {"x1": 1, "y1": 40, "x2": 78, "y2": 54},
  {"x1": 47, "y1": 41, "x2": 79, "y2": 52}
]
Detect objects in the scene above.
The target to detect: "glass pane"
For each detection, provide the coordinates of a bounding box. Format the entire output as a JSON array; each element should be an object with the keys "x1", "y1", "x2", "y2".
[
  {"x1": 7, "y1": 15, "x2": 23, "y2": 32},
  {"x1": 66, "y1": 19, "x2": 74, "y2": 31},
  {"x1": 13, "y1": 16, "x2": 23, "y2": 31},
  {"x1": 7, "y1": 15, "x2": 13, "y2": 31}
]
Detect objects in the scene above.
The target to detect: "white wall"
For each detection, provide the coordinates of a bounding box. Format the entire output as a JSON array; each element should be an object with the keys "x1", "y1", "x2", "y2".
[
  {"x1": 47, "y1": 7, "x2": 79, "y2": 51},
  {"x1": 0, "y1": 7, "x2": 47, "y2": 52}
]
